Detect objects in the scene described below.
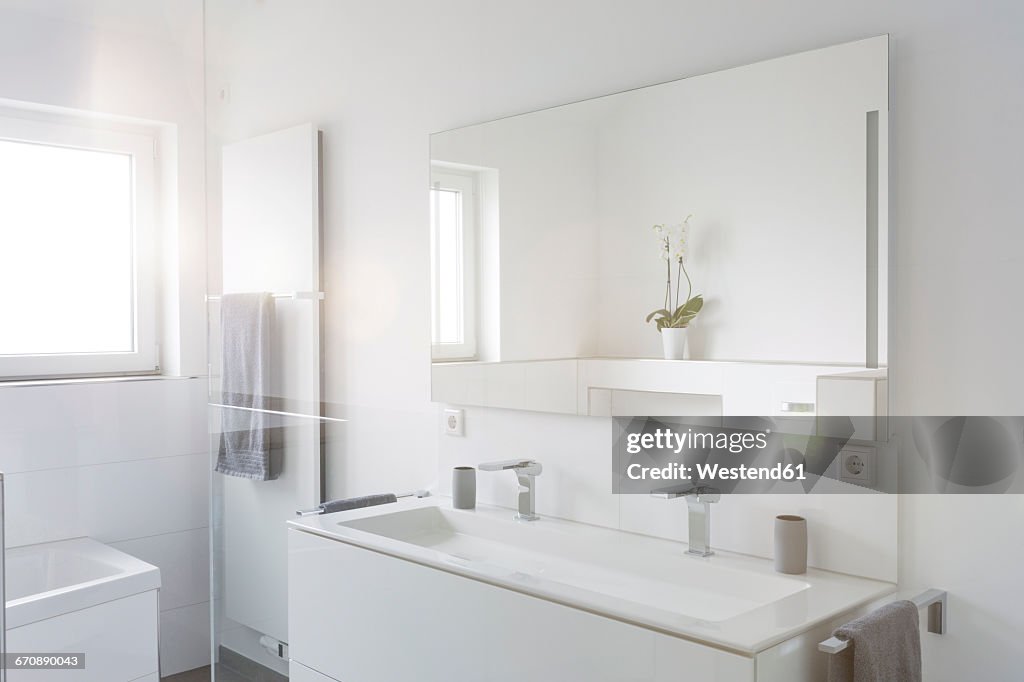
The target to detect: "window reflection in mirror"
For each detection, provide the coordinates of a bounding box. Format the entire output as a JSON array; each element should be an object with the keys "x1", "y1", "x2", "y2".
[{"x1": 430, "y1": 169, "x2": 478, "y2": 361}]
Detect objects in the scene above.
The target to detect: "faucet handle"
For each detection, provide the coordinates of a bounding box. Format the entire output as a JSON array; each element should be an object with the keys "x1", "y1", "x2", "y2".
[
  {"x1": 691, "y1": 486, "x2": 721, "y2": 503},
  {"x1": 651, "y1": 484, "x2": 720, "y2": 502},
  {"x1": 479, "y1": 459, "x2": 542, "y2": 476},
  {"x1": 479, "y1": 459, "x2": 542, "y2": 522}
]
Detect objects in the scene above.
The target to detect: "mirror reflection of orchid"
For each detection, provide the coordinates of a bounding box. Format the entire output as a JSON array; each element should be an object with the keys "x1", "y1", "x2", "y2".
[{"x1": 646, "y1": 215, "x2": 704, "y2": 330}]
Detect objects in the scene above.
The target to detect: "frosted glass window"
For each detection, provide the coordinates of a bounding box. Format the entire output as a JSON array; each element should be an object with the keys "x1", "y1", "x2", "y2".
[{"x1": 0, "y1": 139, "x2": 136, "y2": 355}]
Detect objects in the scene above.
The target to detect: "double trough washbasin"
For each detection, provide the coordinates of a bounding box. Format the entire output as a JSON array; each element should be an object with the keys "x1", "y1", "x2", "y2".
[
  {"x1": 342, "y1": 504, "x2": 803, "y2": 622},
  {"x1": 291, "y1": 497, "x2": 894, "y2": 654}
]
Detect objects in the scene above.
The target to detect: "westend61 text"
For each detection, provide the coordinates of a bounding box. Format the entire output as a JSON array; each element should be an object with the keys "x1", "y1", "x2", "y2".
[{"x1": 626, "y1": 462, "x2": 807, "y2": 481}]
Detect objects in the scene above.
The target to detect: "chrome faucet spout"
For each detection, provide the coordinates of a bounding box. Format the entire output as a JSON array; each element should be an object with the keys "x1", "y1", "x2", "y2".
[
  {"x1": 479, "y1": 459, "x2": 542, "y2": 521},
  {"x1": 651, "y1": 485, "x2": 720, "y2": 557}
]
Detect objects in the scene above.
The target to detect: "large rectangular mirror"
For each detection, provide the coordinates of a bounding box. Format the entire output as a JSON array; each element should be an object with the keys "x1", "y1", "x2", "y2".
[{"x1": 430, "y1": 36, "x2": 889, "y2": 425}]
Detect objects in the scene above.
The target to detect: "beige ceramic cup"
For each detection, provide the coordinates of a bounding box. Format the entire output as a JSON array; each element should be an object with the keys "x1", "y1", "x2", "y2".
[{"x1": 774, "y1": 515, "x2": 808, "y2": 574}]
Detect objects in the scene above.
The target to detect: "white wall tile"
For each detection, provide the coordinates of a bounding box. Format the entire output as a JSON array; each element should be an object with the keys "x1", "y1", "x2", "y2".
[
  {"x1": 618, "y1": 494, "x2": 691, "y2": 543},
  {"x1": 714, "y1": 494, "x2": 897, "y2": 581},
  {"x1": 441, "y1": 407, "x2": 897, "y2": 581},
  {"x1": 0, "y1": 378, "x2": 210, "y2": 676},
  {"x1": 620, "y1": 490, "x2": 897, "y2": 582},
  {"x1": 4, "y1": 452, "x2": 209, "y2": 548},
  {"x1": 111, "y1": 528, "x2": 210, "y2": 612},
  {"x1": 159, "y1": 601, "x2": 212, "y2": 677},
  {"x1": 0, "y1": 378, "x2": 208, "y2": 474},
  {"x1": 438, "y1": 407, "x2": 619, "y2": 529}
]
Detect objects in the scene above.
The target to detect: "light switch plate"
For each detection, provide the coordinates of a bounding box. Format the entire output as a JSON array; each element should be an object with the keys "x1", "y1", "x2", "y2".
[{"x1": 443, "y1": 408, "x2": 464, "y2": 437}]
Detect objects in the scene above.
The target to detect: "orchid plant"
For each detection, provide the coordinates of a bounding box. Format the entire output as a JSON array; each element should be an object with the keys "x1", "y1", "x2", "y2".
[{"x1": 646, "y1": 215, "x2": 704, "y2": 330}]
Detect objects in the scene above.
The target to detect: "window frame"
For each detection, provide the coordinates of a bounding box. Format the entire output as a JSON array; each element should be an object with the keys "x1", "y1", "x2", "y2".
[
  {"x1": 0, "y1": 111, "x2": 158, "y2": 379},
  {"x1": 430, "y1": 168, "x2": 478, "y2": 362}
]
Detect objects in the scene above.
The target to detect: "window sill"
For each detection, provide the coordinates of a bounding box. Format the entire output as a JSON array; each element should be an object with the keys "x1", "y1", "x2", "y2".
[{"x1": 0, "y1": 373, "x2": 202, "y2": 389}]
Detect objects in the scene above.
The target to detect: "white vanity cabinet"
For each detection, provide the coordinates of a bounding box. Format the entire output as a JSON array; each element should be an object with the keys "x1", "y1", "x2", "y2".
[
  {"x1": 289, "y1": 528, "x2": 758, "y2": 681},
  {"x1": 289, "y1": 528, "x2": 757, "y2": 682},
  {"x1": 288, "y1": 497, "x2": 893, "y2": 682}
]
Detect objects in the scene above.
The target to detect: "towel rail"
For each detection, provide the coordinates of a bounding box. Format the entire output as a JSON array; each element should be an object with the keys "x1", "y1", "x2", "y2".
[
  {"x1": 818, "y1": 588, "x2": 946, "y2": 654},
  {"x1": 205, "y1": 291, "x2": 324, "y2": 302},
  {"x1": 295, "y1": 490, "x2": 431, "y2": 517}
]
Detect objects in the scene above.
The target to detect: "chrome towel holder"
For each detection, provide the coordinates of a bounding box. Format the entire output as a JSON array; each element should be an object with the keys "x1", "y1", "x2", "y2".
[{"x1": 819, "y1": 588, "x2": 947, "y2": 654}]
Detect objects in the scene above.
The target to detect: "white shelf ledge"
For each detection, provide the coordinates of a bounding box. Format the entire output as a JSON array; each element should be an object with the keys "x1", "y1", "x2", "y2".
[{"x1": 432, "y1": 357, "x2": 886, "y2": 418}]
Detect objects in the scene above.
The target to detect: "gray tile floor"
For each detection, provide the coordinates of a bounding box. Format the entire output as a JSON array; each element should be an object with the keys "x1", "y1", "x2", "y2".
[
  {"x1": 161, "y1": 667, "x2": 210, "y2": 682},
  {"x1": 162, "y1": 645, "x2": 287, "y2": 682},
  {"x1": 161, "y1": 663, "x2": 248, "y2": 682}
]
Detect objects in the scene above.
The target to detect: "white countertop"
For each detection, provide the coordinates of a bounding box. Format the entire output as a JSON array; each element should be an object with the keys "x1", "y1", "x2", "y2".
[{"x1": 289, "y1": 496, "x2": 894, "y2": 655}]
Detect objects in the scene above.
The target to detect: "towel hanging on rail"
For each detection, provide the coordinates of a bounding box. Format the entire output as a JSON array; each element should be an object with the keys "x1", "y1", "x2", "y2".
[
  {"x1": 827, "y1": 600, "x2": 922, "y2": 682},
  {"x1": 215, "y1": 292, "x2": 277, "y2": 480}
]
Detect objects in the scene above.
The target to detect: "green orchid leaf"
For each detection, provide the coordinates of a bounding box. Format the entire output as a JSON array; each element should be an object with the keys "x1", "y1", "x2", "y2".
[
  {"x1": 669, "y1": 315, "x2": 695, "y2": 328},
  {"x1": 679, "y1": 295, "x2": 703, "y2": 316},
  {"x1": 645, "y1": 308, "x2": 672, "y2": 324},
  {"x1": 667, "y1": 295, "x2": 704, "y2": 327}
]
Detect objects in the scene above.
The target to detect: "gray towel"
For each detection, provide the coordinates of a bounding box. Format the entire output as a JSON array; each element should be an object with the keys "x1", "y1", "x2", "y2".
[
  {"x1": 320, "y1": 494, "x2": 398, "y2": 514},
  {"x1": 215, "y1": 293, "x2": 276, "y2": 480},
  {"x1": 828, "y1": 600, "x2": 922, "y2": 682}
]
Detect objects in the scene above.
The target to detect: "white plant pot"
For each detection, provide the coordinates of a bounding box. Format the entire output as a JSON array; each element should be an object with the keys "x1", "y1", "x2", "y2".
[{"x1": 661, "y1": 327, "x2": 688, "y2": 360}]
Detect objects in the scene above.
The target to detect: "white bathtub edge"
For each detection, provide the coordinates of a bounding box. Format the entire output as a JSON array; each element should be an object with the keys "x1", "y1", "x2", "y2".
[{"x1": 6, "y1": 537, "x2": 161, "y2": 629}]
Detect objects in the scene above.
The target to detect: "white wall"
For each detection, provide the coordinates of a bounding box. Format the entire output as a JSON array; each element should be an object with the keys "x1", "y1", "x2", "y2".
[
  {"x1": 205, "y1": 0, "x2": 1024, "y2": 679},
  {"x1": 0, "y1": 0, "x2": 207, "y2": 378},
  {"x1": 899, "y1": 495, "x2": 1024, "y2": 680},
  {"x1": 0, "y1": 2, "x2": 210, "y2": 675}
]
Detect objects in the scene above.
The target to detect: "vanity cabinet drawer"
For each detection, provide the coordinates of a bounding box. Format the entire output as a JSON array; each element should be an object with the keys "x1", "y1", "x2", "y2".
[{"x1": 288, "y1": 528, "x2": 755, "y2": 682}]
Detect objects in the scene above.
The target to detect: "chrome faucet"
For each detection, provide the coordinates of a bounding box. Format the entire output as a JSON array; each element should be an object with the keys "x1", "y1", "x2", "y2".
[
  {"x1": 652, "y1": 485, "x2": 721, "y2": 557},
  {"x1": 479, "y1": 459, "x2": 542, "y2": 521}
]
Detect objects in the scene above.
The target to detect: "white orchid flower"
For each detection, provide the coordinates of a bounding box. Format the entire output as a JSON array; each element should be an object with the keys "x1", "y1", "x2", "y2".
[
  {"x1": 662, "y1": 218, "x2": 690, "y2": 264},
  {"x1": 647, "y1": 214, "x2": 701, "y2": 332}
]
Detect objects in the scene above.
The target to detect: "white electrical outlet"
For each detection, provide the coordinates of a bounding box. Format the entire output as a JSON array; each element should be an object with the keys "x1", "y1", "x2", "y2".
[
  {"x1": 839, "y1": 445, "x2": 876, "y2": 486},
  {"x1": 443, "y1": 408, "x2": 464, "y2": 436}
]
